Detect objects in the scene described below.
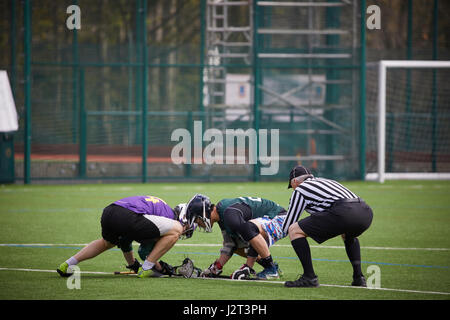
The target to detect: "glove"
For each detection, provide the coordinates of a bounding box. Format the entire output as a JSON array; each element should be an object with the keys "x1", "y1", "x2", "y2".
[
  {"x1": 126, "y1": 259, "x2": 141, "y2": 274},
  {"x1": 231, "y1": 264, "x2": 255, "y2": 280},
  {"x1": 157, "y1": 260, "x2": 176, "y2": 276},
  {"x1": 201, "y1": 260, "x2": 223, "y2": 277}
]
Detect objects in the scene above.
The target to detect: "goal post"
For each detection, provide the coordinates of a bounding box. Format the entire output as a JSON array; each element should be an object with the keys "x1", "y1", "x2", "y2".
[{"x1": 365, "y1": 60, "x2": 450, "y2": 183}]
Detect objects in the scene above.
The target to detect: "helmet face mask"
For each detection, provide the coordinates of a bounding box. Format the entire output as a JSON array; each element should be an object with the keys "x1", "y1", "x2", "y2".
[
  {"x1": 174, "y1": 203, "x2": 193, "y2": 239},
  {"x1": 186, "y1": 194, "x2": 213, "y2": 234}
]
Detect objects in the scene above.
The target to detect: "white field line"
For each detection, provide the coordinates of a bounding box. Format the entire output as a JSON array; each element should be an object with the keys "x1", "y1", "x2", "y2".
[
  {"x1": 0, "y1": 267, "x2": 449, "y2": 296},
  {"x1": 0, "y1": 243, "x2": 449, "y2": 251}
]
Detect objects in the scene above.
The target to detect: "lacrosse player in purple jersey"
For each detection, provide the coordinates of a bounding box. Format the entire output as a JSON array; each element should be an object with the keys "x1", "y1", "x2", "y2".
[{"x1": 57, "y1": 195, "x2": 198, "y2": 278}]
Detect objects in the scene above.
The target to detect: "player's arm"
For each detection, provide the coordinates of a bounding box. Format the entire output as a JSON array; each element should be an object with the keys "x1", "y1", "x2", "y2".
[
  {"x1": 282, "y1": 190, "x2": 307, "y2": 235},
  {"x1": 202, "y1": 231, "x2": 237, "y2": 277}
]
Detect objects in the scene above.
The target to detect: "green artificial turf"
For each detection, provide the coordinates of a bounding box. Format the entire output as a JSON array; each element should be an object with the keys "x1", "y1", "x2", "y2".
[{"x1": 0, "y1": 181, "x2": 449, "y2": 301}]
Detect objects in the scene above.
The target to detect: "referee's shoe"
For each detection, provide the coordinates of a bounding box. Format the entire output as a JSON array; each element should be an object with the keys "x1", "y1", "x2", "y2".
[{"x1": 285, "y1": 274, "x2": 319, "y2": 288}]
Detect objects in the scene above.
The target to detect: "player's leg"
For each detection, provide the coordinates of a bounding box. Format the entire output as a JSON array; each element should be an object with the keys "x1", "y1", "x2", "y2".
[
  {"x1": 57, "y1": 204, "x2": 121, "y2": 277},
  {"x1": 76, "y1": 238, "x2": 116, "y2": 261},
  {"x1": 224, "y1": 205, "x2": 278, "y2": 278},
  {"x1": 223, "y1": 204, "x2": 270, "y2": 259},
  {"x1": 339, "y1": 200, "x2": 373, "y2": 286},
  {"x1": 57, "y1": 238, "x2": 116, "y2": 277},
  {"x1": 342, "y1": 234, "x2": 366, "y2": 286},
  {"x1": 137, "y1": 216, "x2": 183, "y2": 278},
  {"x1": 253, "y1": 215, "x2": 287, "y2": 276},
  {"x1": 247, "y1": 234, "x2": 270, "y2": 259},
  {"x1": 145, "y1": 223, "x2": 182, "y2": 266},
  {"x1": 284, "y1": 222, "x2": 318, "y2": 287},
  {"x1": 246, "y1": 221, "x2": 279, "y2": 279}
]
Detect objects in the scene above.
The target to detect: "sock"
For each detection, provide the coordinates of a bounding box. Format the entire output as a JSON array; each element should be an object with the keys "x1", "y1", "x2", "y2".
[
  {"x1": 66, "y1": 257, "x2": 78, "y2": 266},
  {"x1": 258, "y1": 255, "x2": 274, "y2": 269},
  {"x1": 142, "y1": 260, "x2": 155, "y2": 271},
  {"x1": 344, "y1": 237, "x2": 362, "y2": 278},
  {"x1": 291, "y1": 237, "x2": 315, "y2": 278}
]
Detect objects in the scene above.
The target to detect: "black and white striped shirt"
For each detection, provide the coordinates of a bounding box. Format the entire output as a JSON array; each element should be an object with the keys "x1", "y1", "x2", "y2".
[{"x1": 282, "y1": 177, "x2": 358, "y2": 234}]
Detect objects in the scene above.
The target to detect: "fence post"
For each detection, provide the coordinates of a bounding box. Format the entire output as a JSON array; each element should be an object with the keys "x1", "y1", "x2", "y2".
[
  {"x1": 252, "y1": 0, "x2": 260, "y2": 182},
  {"x1": 79, "y1": 68, "x2": 86, "y2": 178},
  {"x1": 359, "y1": 0, "x2": 367, "y2": 180},
  {"x1": 24, "y1": 0, "x2": 32, "y2": 184},
  {"x1": 135, "y1": 0, "x2": 142, "y2": 146},
  {"x1": 72, "y1": 0, "x2": 79, "y2": 144},
  {"x1": 199, "y1": 0, "x2": 206, "y2": 116},
  {"x1": 10, "y1": 0, "x2": 17, "y2": 98},
  {"x1": 405, "y1": 0, "x2": 412, "y2": 151},
  {"x1": 431, "y1": 0, "x2": 438, "y2": 172},
  {"x1": 141, "y1": 0, "x2": 149, "y2": 183}
]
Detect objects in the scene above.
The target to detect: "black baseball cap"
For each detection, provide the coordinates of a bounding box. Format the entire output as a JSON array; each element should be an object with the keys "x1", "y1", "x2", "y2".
[{"x1": 287, "y1": 165, "x2": 312, "y2": 188}]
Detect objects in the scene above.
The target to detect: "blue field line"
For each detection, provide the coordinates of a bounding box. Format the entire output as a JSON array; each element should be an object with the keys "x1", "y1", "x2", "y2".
[{"x1": 1, "y1": 244, "x2": 448, "y2": 270}]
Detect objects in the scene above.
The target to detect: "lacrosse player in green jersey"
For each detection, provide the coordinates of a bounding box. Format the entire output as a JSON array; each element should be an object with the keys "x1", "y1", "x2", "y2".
[{"x1": 194, "y1": 195, "x2": 287, "y2": 279}]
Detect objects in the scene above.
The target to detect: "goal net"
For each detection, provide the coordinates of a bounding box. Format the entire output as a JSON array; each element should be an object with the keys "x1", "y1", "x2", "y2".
[{"x1": 365, "y1": 60, "x2": 450, "y2": 182}]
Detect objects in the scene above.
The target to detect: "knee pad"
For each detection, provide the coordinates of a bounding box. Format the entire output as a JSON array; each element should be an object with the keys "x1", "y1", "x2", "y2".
[{"x1": 239, "y1": 221, "x2": 260, "y2": 242}]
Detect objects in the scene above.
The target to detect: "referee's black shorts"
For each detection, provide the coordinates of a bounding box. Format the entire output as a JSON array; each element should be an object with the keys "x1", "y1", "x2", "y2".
[
  {"x1": 298, "y1": 198, "x2": 373, "y2": 244},
  {"x1": 100, "y1": 204, "x2": 161, "y2": 247}
]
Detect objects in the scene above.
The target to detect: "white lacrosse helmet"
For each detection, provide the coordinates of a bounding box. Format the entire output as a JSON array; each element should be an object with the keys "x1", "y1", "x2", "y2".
[{"x1": 174, "y1": 203, "x2": 197, "y2": 239}]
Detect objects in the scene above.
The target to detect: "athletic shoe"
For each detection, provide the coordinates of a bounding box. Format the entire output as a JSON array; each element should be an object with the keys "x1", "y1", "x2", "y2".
[
  {"x1": 56, "y1": 262, "x2": 73, "y2": 278},
  {"x1": 351, "y1": 275, "x2": 367, "y2": 287},
  {"x1": 284, "y1": 274, "x2": 319, "y2": 288},
  {"x1": 137, "y1": 267, "x2": 153, "y2": 278},
  {"x1": 256, "y1": 264, "x2": 279, "y2": 279}
]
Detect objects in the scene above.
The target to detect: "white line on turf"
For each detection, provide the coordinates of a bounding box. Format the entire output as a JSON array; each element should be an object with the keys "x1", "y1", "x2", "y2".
[
  {"x1": 0, "y1": 243, "x2": 449, "y2": 251},
  {"x1": 0, "y1": 267, "x2": 449, "y2": 296}
]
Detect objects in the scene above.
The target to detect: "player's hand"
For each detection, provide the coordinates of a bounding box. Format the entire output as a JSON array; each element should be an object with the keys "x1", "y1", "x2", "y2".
[
  {"x1": 126, "y1": 259, "x2": 141, "y2": 274},
  {"x1": 158, "y1": 260, "x2": 176, "y2": 276},
  {"x1": 201, "y1": 260, "x2": 223, "y2": 277},
  {"x1": 231, "y1": 264, "x2": 255, "y2": 280}
]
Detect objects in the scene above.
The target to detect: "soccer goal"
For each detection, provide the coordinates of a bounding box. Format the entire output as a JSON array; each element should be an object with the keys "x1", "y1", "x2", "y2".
[{"x1": 365, "y1": 60, "x2": 450, "y2": 183}]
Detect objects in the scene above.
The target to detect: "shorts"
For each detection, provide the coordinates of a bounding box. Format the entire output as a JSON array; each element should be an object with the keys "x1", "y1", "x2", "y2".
[
  {"x1": 298, "y1": 199, "x2": 373, "y2": 244},
  {"x1": 255, "y1": 215, "x2": 287, "y2": 247},
  {"x1": 100, "y1": 204, "x2": 177, "y2": 247},
  {"x1": 222, "y1": 202, "x2": 254, "y2": 241}
]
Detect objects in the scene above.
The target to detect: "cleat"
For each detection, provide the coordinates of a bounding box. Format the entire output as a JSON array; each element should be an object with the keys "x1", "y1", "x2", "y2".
[
  {"x1": 256, "y1": 263, "x2": 279, "y2": 279},
  {"x1": 284, "y1": 274, "x2": 319, "y2": 288},
  {"x1": 137, "y1": 267, "x2": 152, "y2": 278},
  {"x1": 351, "y1": 275, "x2": 367, "y2": 287},
  {"x1": 137, "y1": 266, "x2": 166, "y2": 278},
  {"x1": 56, "y1": 262, "x2": 73, "y2": 278}
]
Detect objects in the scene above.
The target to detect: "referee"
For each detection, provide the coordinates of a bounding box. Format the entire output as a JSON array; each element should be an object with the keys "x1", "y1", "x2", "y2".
[{"x1": 282, "y1": 165, "x2": 373, "y2": 288}]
